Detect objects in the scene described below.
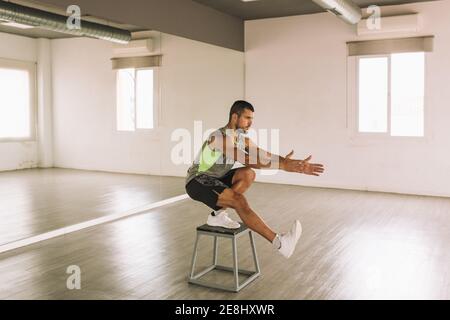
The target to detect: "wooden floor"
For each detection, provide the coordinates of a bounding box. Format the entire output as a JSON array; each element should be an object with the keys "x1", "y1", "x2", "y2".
[
  {"x1": 0, "y1": 168, "x2": 185, "y2": 245},
  {"x1": 0, "y1": 178, "x2": 448, "y2": 300}
]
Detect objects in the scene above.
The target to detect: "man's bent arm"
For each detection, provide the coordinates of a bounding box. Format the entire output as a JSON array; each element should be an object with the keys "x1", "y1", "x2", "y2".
[
  {"x1": 244, "y1": 138, "x2": 286, "y2": 170},
  {"x1": 209, "y1": 134, "x2": 285, "y2": 170}
]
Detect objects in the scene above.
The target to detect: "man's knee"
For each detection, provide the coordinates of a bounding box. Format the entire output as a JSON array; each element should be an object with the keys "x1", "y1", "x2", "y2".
[
  {"x1": 240, "y1": 167, "x2": 256, "y2": 182},
  {"x1": 247, "y1": 168, "x2": 256, "y2": 182}
]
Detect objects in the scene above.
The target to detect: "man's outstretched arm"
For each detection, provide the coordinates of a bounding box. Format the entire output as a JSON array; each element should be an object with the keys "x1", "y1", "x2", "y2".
[
  {"x1": 245, "y1": 138, "x2": 325, "y2": 176},
  {"x1": 209, "y1": 134, "x2": 324, "y2": 176}
]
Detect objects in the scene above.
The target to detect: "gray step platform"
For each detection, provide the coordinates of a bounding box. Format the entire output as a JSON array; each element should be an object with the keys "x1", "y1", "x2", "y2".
[{"x1": 188, "y1": 222, "x2": 261, "y2": 292}]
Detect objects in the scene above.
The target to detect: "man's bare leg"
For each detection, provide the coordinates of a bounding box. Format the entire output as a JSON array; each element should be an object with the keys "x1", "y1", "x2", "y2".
[
  {"x1": 216, "y1": 169, "x2": 302, "y2": 258},
  {"x1": 217, "y1": 188, "x2": 276, "y2": 243},
  {"x1": 220, "y1": 167, "x2": 276, "y2": 242}
]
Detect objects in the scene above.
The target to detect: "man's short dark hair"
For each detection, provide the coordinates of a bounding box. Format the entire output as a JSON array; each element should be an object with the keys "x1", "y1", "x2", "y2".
[{"x1": 229, "y1": 100, "x2": 254, "y2": 122}]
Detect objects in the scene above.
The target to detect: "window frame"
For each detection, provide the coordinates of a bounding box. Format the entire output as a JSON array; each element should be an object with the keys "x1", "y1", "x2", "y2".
[
  {"x1": 0, "y1": 58, "x2": 37, "y2": 142},
  {"x1": 347, "y1": 52, "x2": 429, "y2": 143},
  {"x1": 115, "y1": 66, "x2": 160, "y2": 132}
]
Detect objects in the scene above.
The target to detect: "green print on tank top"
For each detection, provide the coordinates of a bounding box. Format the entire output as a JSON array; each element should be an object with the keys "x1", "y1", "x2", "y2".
[{"x1": 198, "y1": 142, "x2": 222, "y2": 173}]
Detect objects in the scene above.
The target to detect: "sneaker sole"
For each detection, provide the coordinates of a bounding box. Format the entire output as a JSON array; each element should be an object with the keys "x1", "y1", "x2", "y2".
[
  {"x1": 294, "y1": 220, "x2": 302, "y2": 241},
  {"x1": 281, "y1": 220, "x2": 303, "y2": 258}
]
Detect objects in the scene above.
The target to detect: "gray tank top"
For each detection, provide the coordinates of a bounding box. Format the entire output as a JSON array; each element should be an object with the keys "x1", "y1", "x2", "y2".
[{"x1": 185, "y1": 127, "x2": 247, "y2": 185}]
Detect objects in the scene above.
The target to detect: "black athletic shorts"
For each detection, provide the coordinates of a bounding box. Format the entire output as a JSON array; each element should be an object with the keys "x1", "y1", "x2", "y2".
[{"x1": 185, "y1": 168, "x2": 239, "y2": 211}]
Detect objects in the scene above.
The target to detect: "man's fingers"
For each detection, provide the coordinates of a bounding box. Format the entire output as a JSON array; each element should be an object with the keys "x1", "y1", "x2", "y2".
[
  {"x1": 286, "y1": 150, "x2": 294, "y2": 159},
  {"x1": 304, "y1": 163, "x2": 324, "y2": 171},
  {"x1": 311, "y1": 163, "x2": 324, "y2": 167},
  {"x1": 290, "y1": 159, "x2": 325, "y2": 175},
  {"x1": 301, "y1": 172, "x2": 320, "y2": 176}
]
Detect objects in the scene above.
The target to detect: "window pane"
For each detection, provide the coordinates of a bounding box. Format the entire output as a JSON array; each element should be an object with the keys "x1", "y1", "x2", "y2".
[
  {"x1": 0, "y1": 68, "x2": 30, "y2": 138},
  {"x1": 358, "y1": 57, "x2": 388, "y2": 133},
  {"x1": 391, "y1": 52, "x2": 424, "y2": 137},
  {"x1": 117, "y1": 68, "x2": 135, "y2": 131},
  {"x1": 136, "y1": 69, "x2": 154, "y2": 129}
]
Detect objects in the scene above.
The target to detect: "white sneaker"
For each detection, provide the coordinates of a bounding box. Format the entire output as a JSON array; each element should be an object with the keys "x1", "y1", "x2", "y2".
[
  {"x1": 278, "y1": 220, "x2": 302, "y2": 258},
  {"x1": 207, "y1": 211, "x2": 241, "y2": 229}
]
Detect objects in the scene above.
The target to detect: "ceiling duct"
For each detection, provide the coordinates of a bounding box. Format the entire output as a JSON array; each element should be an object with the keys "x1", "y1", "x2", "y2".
[
  {"x1": 0, "y1": 1, "x2": 131, "y2": 43},
  {"x1": 312, "y1": 0, "x2": 362, "y2": 25}
]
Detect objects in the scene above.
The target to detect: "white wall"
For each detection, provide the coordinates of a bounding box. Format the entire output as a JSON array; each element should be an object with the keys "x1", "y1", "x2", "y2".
[
  {"x1": 5, "y1": 0, "x2": 447, "y2": 199},
  {"x1": 0, "y1": 32, "x2": 39, "y2": 171},
  {"x1": 245, "y1": 0, "x2": 450, "y2": 197},
  {"x1": 51, "y1": 33, "x2": 244, "y2": 176}
]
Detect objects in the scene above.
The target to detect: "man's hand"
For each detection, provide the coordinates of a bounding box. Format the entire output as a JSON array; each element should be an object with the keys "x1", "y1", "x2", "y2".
[{"x1": 282, "y1": 151, "x2": 325, "y2": 176}]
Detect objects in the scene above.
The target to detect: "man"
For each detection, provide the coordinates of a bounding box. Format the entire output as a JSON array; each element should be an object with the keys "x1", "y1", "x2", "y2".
[{"x1": 185, "y1": 100, "x2": 325, "y2": 258}]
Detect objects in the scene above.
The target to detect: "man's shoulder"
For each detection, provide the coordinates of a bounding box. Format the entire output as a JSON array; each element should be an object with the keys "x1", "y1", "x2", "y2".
[{"x1": 208, "y1": 127, "x2": 227, "y2": 138}]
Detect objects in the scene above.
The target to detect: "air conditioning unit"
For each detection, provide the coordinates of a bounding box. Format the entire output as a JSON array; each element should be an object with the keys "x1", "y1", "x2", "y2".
[
  {"x1": 112, "y1": 39, "x2": 153, "y2": 57},
  {"x1": 357, "y1": 14, "x2": 421, "y2": 36}
]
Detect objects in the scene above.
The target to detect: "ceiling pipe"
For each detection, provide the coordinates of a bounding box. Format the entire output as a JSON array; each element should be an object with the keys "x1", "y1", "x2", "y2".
[
  {"x1": 312, "y1": 0, "x2": 362, "y2": 25},
  {"x1": 0, "y1": 1, "x2": 131, "y2": 43}
]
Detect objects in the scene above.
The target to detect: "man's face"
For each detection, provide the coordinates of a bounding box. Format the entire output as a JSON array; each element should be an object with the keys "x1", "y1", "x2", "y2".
[{"x1": 237, "y1": 109, "x2": 254, "y2": 133}]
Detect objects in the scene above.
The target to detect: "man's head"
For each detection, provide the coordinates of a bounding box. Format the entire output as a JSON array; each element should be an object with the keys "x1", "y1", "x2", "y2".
[{"x1": 228, "y1": 100, "x2": 254, "y2": 133}]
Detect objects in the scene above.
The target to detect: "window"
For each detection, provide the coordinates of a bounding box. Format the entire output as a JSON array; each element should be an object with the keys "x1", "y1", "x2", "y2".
[
  {"x1": 357, "y1": 52, "x2": 425, "y2": 137},
  {"x1": 116, "y1": 68, "x2": 157, "y2": 131},
  {"x1": 0, "y1": 59, "x2": 36, "y2": 140},
  {"x1": 358, "y1": 56, "x2": 389, "y2": 133}
]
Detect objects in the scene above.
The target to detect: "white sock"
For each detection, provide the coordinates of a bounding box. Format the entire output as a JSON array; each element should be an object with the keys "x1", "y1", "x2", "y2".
[{"x1": 272, "y1": 234, "x2": 282, "y2": 250}]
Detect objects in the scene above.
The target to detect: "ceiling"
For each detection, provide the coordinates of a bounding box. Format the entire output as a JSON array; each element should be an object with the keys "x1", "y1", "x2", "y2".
[
  {"x1": 193, "y1": 0, "x2": 438, "y2": 20},
  {"x1": 0, "y1": 0, "x2": 433, "y2": 44}
]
